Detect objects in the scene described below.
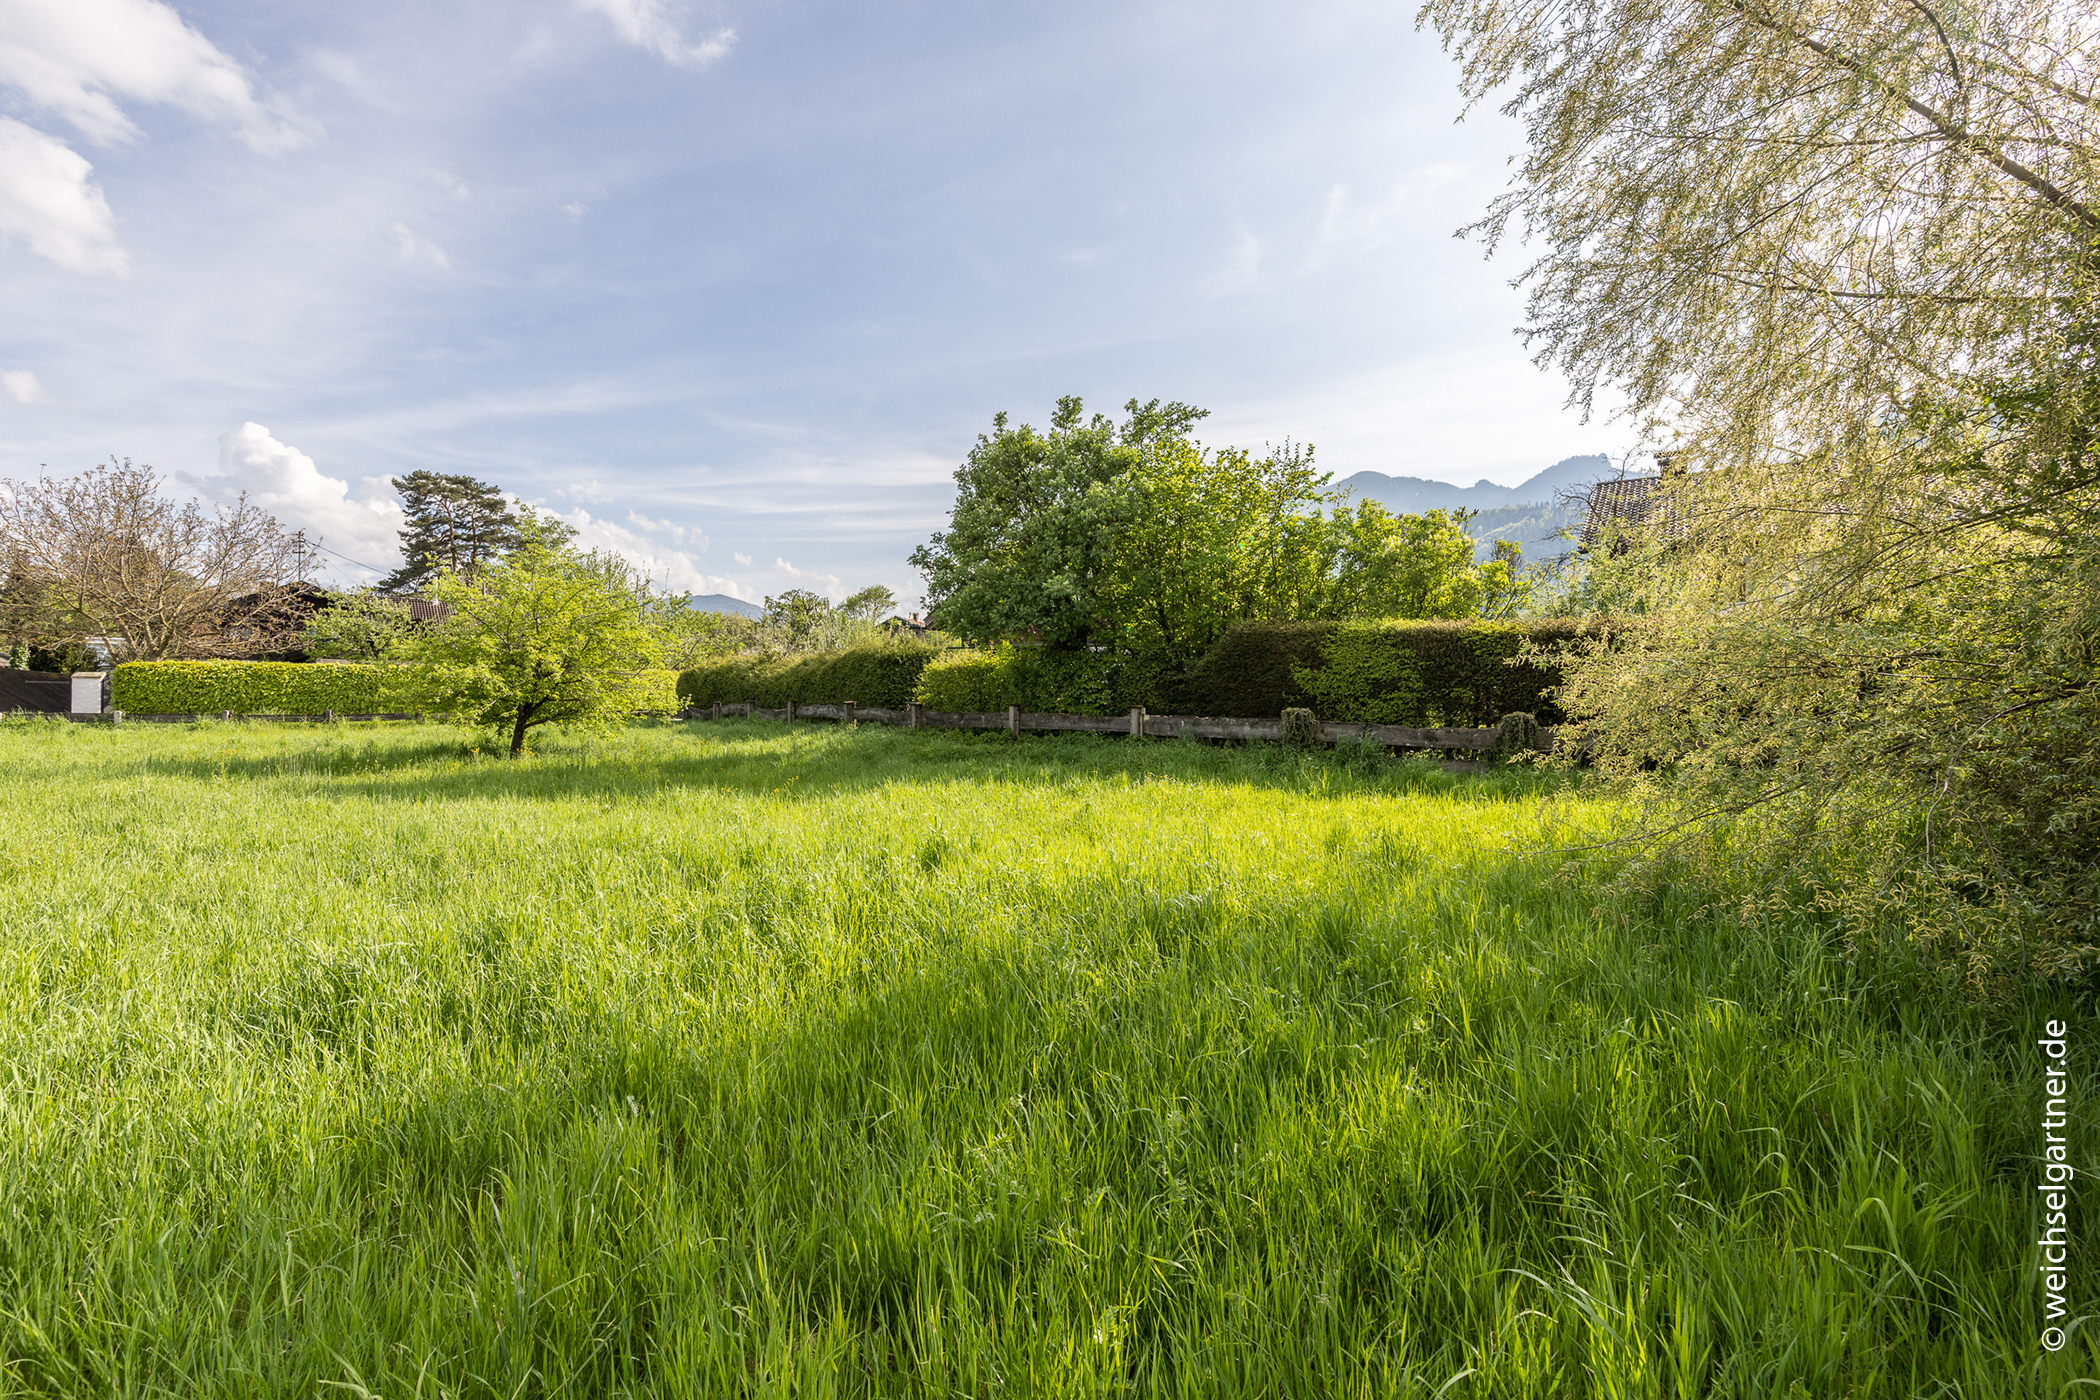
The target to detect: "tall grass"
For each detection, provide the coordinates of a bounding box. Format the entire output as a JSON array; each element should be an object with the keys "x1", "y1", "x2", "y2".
[{"x1": 0, "y1": 717, "x2": 2084, "y2": 1397}]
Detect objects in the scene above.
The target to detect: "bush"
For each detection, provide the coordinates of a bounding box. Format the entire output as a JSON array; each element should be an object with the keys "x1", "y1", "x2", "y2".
[
  {"x1": 912, "y1": 648, "x2": 1012, "y2": 711},
  {"x1": 1184, "y1": 619, "x2": 1598, "y2": 724},
  {"x1": 113, "y1": 661, "x2": 680, "y2": 717},
  {"x1": 679, "y1": 643, "x2": 939, "y2": 711},
  {"x1": 113, "y1": 661, "x2": 397, "y2": 714}
]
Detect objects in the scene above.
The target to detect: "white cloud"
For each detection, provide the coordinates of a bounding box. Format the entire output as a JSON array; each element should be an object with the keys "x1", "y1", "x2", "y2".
[
  {"x1": 537, "y1": 504, "x2": 745, "y2": 597},
  {"x1": 732, "y1": 551, "x2": 752, "y2": 567},
  {"x1": 392, "y1": 222, "x2": 450, "y2": 269},
  {"x1": 2, "y1": 369, "x2": 46, "y2": 404},
  {"x1": 577, "y1": 0, "x2": 736, "y2": 69},
  {"x1": 0, "y1": 117, "x2": 126, "y2": 273},
  {"x1": 0, "y1": 0, "x2": 303, "y2": 152},
  {"x1": 199, "y1": 423, "x2": 405, "y2": 577}
]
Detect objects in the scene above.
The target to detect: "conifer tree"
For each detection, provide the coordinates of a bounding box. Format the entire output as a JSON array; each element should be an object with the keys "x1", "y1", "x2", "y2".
[{"x1": 379, "y1": 471, "x2": 520, "y2": 594}]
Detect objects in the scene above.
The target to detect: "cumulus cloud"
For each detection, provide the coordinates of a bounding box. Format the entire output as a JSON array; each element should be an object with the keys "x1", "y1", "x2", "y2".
[
  {"x1": 535, "y1": 504, "x2": 746, "y2": 598},
  {"x1": 0, "y1": 0, "x2": 303, "y2": 151},
  {"x1": 199, "y1": 423, "x2": 405, "y2": 578},
  {"x1": 0, "y1": 118, "x2": 126, "y2": 273},
  {"x1": 2, "y1": 369, "x2": 46, "y2": 404},
  {"x1": 732, "y1": 551, "x2": 752, "y2": 567},
  {"x1": 577, "y1": 0, "x2": 736, "y2": 68}
]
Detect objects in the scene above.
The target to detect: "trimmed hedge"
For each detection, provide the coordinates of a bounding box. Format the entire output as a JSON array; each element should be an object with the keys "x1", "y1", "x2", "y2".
[
  {"x1": 113, "y1": 661, "x2": 683, "y2": 717},
  {"x1": 677, "y1": 622, "x2": 1595, "y2": 726},
  {"x1": 913, "y1": 649, "x2": 1012, "y2": 711},
  {"x1": 1183, "y1": 619, "x2": 1599, "y2": 725},
  {"x1": 113, "y1": 661, "x2": 396, "y2": 715},
  {"x1": 912, "y1": 646, "x2": 1155, "y2": 715},
  {"x1": 678, "y1": 643, "x2": 940, "y2": 711}
]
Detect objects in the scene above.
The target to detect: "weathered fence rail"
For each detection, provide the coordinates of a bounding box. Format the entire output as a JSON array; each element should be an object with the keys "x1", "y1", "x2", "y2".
[
  {"x1": 28, "y1": 702, "x2": 1548, "y2": 754},
  {"x1": 697, "y1": 700, "x2": 1544, "y2": 753}
]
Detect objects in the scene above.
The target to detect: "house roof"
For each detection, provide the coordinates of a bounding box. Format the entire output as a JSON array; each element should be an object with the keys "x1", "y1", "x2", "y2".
[{"x1": 1578, "y1": 473, "x2": 1717, "y2": 552}]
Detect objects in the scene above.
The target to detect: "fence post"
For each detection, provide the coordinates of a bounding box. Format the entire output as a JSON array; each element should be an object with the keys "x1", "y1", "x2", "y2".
[
  {"x1": 1007, "y1": 704, "x2": 1020, "y2": 737},
  {"x1": 322, "y1": 709, "x2": 336, "y2": 724},
  {"x1": 909, "y1": 702, "x2": 922, "y2": 729},
  {"x1": 787, "y1": 699, "x2": 797, "y2": 724},
  {"x1": 844, "y1": 701, "x2": 857, "y2": 726},
  {"x1": 1129, "y1": 706, "x2": 1145, "y2": 738}
]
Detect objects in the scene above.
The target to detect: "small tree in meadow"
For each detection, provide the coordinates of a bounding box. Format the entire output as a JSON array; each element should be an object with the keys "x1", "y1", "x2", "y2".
[{"x1": 402, "y1": 518, "x2": 663, "y2": 756}]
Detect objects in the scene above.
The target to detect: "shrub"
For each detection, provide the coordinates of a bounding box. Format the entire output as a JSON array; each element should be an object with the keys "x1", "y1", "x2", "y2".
[
  {"x1": 1008, "y1": 647, "x2": 1120, "y2": 714},
  {"x1": 679, "y1": 643, "x2": 939, "y2": 711},
  {"x1": 113, "y1": 661, "x2": 397, "y2": 714},
  {"x1": 912, "y1": 648, "x2": 1012, "y2": 711},
  {"x1": 112, "y1": 661, "x2": 679, "y2": 717},
  {"x1": 1184, "y1": 619, "x2": 1598, "y2": 725}
]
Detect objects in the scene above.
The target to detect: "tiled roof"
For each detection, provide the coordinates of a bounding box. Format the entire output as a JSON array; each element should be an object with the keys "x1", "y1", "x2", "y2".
[{"x1": 1578, "y1": 475, "x2": 1663, "y2": 552}]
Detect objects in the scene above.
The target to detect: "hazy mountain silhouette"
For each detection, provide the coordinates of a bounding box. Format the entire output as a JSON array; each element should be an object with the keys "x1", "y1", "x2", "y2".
[
  {"x1": 1334, "y1": 454, "x2": 1614, "y2": 512},
  {"x1": 1335, "y1": 454, "x2": 1621, "y2": 561},
  {"x1": 691, "y1": 593, "x2": 762, "y2": 618}
]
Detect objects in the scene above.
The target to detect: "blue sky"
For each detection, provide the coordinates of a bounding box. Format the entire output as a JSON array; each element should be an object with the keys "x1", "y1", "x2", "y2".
[{"x1": 0, "y1": 0, "x2": 1623, "y2": 605}]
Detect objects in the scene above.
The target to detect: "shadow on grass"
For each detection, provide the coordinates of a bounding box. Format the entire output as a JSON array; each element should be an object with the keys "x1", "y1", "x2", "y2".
[{"x1": 125, "y1": 719, "x2": 1574, "y2": 807}]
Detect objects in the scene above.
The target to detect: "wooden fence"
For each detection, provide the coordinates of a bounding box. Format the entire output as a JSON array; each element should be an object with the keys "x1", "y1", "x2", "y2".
[
  {"x1": 36, "y1": 703, "x2": 1548, "y2": 755},
  {"x1": 696, "y1": 700, "x2": 1541, "y2": 753}
]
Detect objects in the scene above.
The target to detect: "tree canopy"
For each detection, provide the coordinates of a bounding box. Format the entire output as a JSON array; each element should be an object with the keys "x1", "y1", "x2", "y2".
[
  {"x1": 0, "y1": 459, "x2": 317, "y2": 662},
  {"x1": 1418, "y1": 0, "x2": 2099, "y2": 461},
  {"x1": 379, "y1": 471, "x2": 524, "y2": 595},
  {"x1": 912, "y1": 397, "x2": 1523, "y2": 671},
  {"x1": 1420, "y1": 0, "x2": 2100, "y2": 976},
  {"x1": 396, "y1": 519, "x2": 664, "y2": 755}
]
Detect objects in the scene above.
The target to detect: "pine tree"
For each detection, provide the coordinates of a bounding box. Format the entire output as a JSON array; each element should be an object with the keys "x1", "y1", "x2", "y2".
[{"x1": 378, "y1": 472, "x2": 521, "y2": 595}]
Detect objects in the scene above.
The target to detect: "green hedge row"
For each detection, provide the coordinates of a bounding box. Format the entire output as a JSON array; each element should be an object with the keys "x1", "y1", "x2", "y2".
[
  {"x1": 1183, "y1": 619, "x2": 1596, "y2": 726},
  {"x1": 112, "y1": 661, "x2": 683, "y2": 716},
  {"x1": 678, "y1": 622, "x2": 1594, "y2": 725},
  {"x1": 113, "y1": 661, "x2": 396, "y2": 714},
  {"x1": 677, "y1": 644, "x2": 941, "y2": 711}
]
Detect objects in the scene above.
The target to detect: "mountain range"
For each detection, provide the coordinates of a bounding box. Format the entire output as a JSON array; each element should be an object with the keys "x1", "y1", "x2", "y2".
[
  {"x1": 1335, "y1": 454, "x2": 1614, "y2": 513},
  {"x1": 1337, "y1": 454, "x2": 1620, "y2": 561},
  {"x1": 692, "y1": 593, "x2": 762, "y2": 618}
]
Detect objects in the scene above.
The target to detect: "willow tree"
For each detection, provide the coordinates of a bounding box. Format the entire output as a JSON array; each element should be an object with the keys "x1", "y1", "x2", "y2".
[{"x1": 1418, "y1": 0, "x2": 2100, "y2": 976}]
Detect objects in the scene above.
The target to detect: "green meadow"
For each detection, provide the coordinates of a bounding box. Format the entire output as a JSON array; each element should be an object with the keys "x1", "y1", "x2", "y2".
[{"x1": 0, "y1": 719, "x2": 2083, "y2": 1397}]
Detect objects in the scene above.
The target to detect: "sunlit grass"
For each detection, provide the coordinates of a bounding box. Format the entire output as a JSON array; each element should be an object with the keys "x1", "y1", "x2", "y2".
[{"x1": 0, "y1": 717, "x2": 2084, "y2": 1396}]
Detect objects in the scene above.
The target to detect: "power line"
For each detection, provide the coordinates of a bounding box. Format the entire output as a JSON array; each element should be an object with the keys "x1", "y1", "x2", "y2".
[{"x1": 306, "y1": 539, "x2": 390, "y2": 576}]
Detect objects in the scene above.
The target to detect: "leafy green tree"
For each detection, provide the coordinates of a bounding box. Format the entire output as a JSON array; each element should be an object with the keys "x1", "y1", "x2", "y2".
[
  {"x1": 1320, "y1": 503, "x2": 1499, "y2": 620},
  {"x1": 379, "y1": 472, "x2": 523, "y2": 595},
  {"x1": 1420, "y1": 0, "x2": 2100, "y2": 971},
  {"x1": 301, "y1": 590, "x2": 416, "y2": 660},
  {"x1": 647, "y1": 596, "x2": 759, "y2": 668},
  {"x1": 839, "y1": 584, "x2": 897, "y2": 622},
  {"x1": 760, "y1": 589, "x2": 834, "y2": 647},
  {"x1": 399, "y1": 519, "x2": 664, "y2": 756},
  {"x1": 1102, "y1": 433, "x2": 1334, "y2": 667},
  {"x1": 910, "y1": 396, "x2": 1206, "y2": 648}
]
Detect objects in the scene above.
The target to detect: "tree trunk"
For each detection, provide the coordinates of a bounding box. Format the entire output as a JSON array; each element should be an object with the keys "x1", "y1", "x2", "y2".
[{"x1": 510, "y1": 702, "x2": 532, "y2": 757}]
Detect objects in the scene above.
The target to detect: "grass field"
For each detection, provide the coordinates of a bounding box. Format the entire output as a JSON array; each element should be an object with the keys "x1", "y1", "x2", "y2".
[{"x1": 0, "y1": 718, "x2": 2086, "y2": 1397}]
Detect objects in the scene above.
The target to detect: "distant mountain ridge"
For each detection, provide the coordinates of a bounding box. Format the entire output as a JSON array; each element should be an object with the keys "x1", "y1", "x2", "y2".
[
  {"x1": 691, "y1": 593, "x2": 762, "y2": 618},
  {"x1": 1335, "y1": 454, "x2": 1615, "y2": 513},
  {"x1": 1336, "y1": 454, "x2": 1622, "y2": 562}
]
